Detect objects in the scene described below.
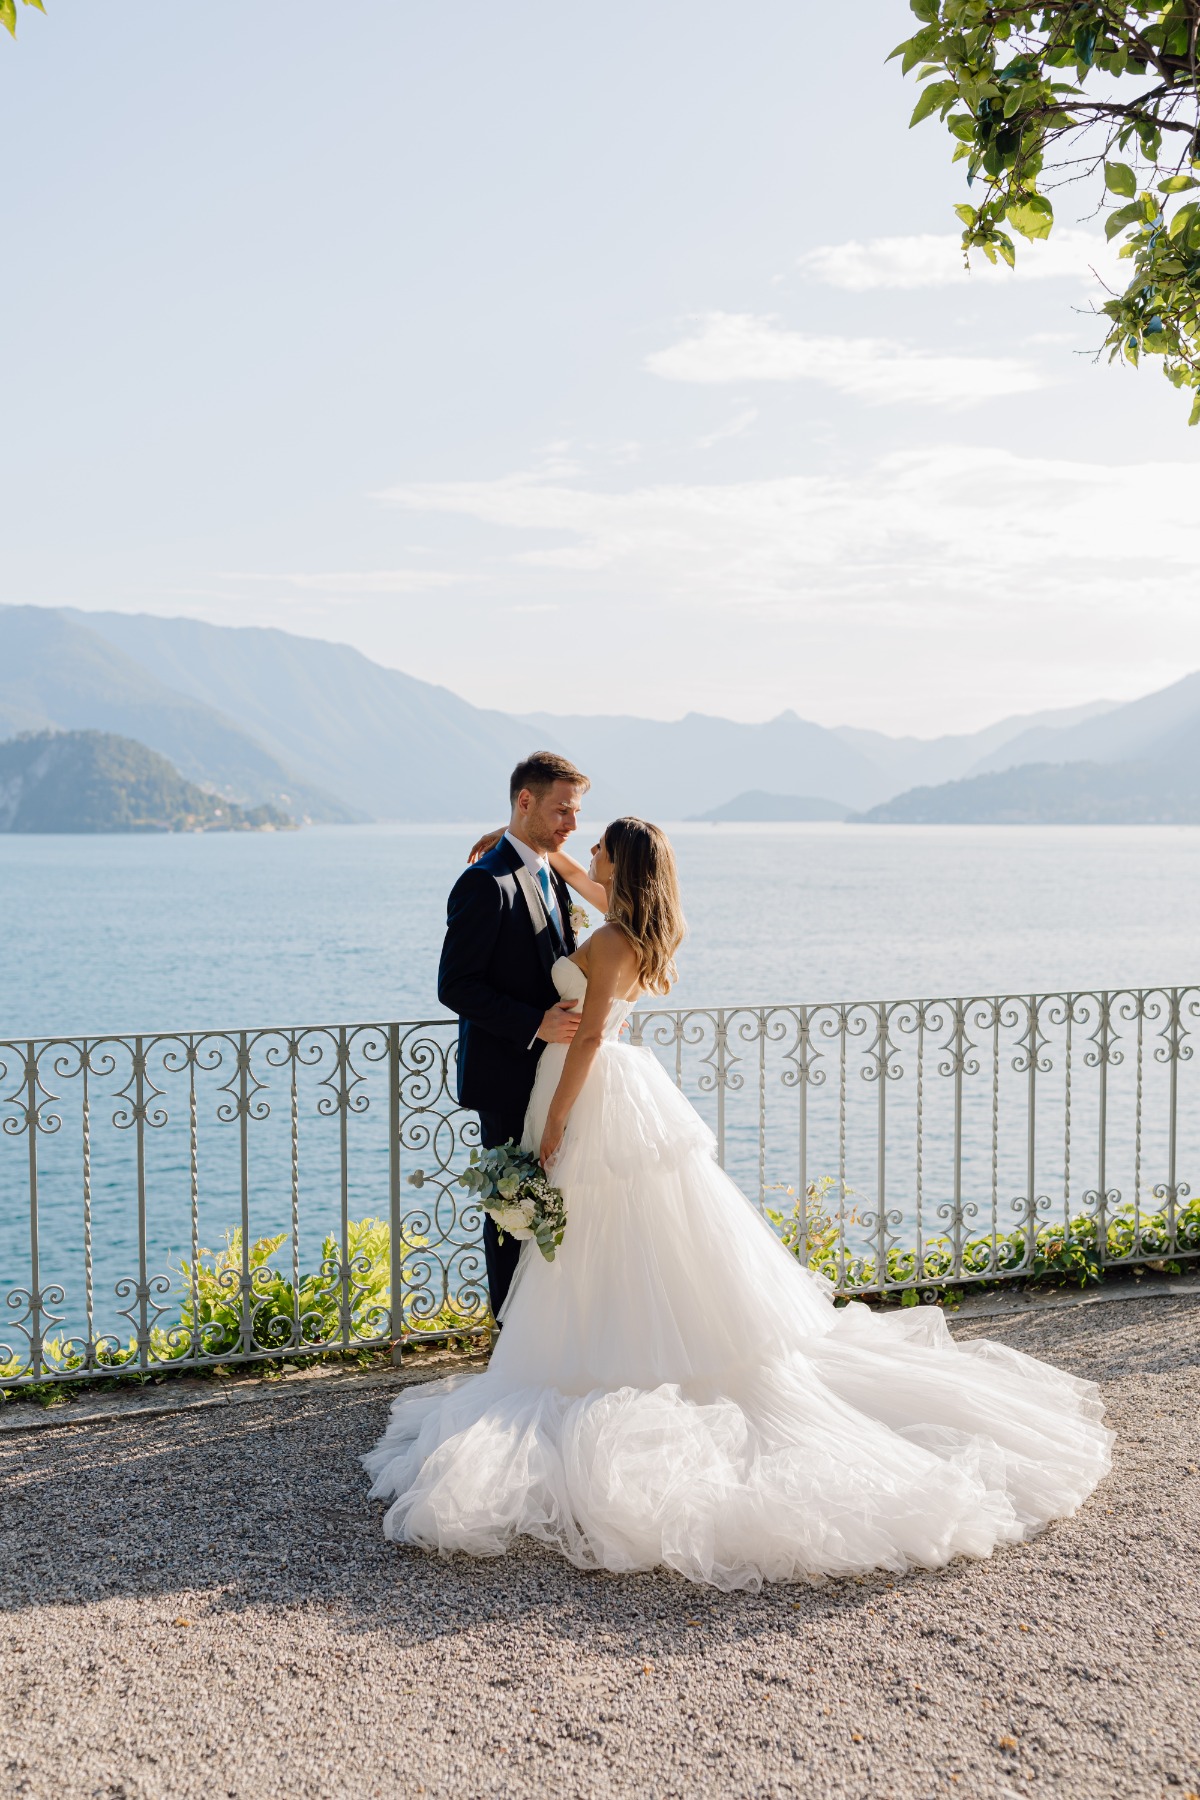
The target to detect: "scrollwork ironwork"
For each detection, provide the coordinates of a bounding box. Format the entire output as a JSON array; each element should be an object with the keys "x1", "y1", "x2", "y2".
[{"x1": 2, "y1": 981, "x2": 1198, "y2": 1389}]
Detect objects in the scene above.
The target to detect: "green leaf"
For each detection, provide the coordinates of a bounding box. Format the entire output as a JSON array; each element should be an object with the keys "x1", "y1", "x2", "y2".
[
  {"x1": 1006, "y1": 194, "x2": 1054, "y2": 242},
  {"x1": 1104, "y1": 161, "x2": 1137, "y2": 199},
  {"x1": 1169, "y1": 203, "x2": 1198, "y2": 241},
  {"x1": 909, "y1": 80, "x2": 956, "y2": 127},
  {"x1": 953, "y1": 202, "x2": 977, "y2": 227},
  {"x1": 1189, "y1": 391, "x2": 1200, "y2": 428},
  {"x1": 0, "y1": 0, "x2": 17, "y2": 36},
  {"x1": 1158, "y1": 175, "x2": 1199, "y2": 195},
  {"x1": 1105, "y1": 201, "x2": 1143, "y2": 240}
]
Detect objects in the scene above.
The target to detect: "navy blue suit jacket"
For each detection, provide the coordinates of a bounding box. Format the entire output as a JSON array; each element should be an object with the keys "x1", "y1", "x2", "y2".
[{"x1": 437, "y1": 837, "x2": 577, "y2": 1124}]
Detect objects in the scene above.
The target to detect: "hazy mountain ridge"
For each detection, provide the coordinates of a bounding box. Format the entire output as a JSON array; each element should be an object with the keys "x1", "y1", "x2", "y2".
[
  {"x1": 0, "y1": 608, "x2": 354, "y2": 822},
  {"x1": 967, "y1": 672, "x2": 1200, "y2": 777},
  {"x1": 0, "y1": 730, "x2": 293, "y2": 833},
  {"x1": 858, "y1": 759, "x2": 1200, "y2": 825},
  {"x1": 3, "y1": 604, "x2": 1198, "y2": 823},
  {"x1": 520, "y1": 709, "x2": 890, "y2": 813},
  {"x1": 688, "y1": 791, "x2": 851, "y2": 822},
  {"x1": 74, "y1": 610, "x2": 549, "y2": 822},
  {"x1": 834, "y1": 700, "x2": 1118, "y2": 792}
]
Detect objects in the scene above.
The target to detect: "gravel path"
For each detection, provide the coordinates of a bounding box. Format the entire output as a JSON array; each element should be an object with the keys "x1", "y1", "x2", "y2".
[{"x1": 2, "y1": 1294, "x2": 1199, "y2": 1800}]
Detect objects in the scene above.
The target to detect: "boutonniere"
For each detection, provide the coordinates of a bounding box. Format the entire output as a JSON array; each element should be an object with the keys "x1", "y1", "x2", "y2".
[{"x1": 568, "y1": 902, "x2": 591, "y2": 934}]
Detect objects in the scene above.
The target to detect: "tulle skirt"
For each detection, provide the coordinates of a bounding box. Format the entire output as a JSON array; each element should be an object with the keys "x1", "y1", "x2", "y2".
[{"x1": 364, "y1": 1038, "x2": 1112, "y2": 1590}]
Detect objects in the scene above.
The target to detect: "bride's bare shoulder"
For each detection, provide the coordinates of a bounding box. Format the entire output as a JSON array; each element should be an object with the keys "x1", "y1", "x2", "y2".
[{"x1": 585, "y1": 923, "x2": 639, "y2": 979}]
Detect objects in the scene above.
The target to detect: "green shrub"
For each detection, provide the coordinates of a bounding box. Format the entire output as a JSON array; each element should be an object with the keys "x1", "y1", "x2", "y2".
[
  {"x1": 767, "y1": 1179, "x2": 1200, "y2": 1304},
  {"x1": 0, "y1": 1217, "x2": 484, "y2": 1391}
]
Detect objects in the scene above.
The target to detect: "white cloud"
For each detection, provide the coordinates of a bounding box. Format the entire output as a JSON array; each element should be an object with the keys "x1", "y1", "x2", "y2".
[
  {"x1": 697, "y1": 406, "x2": 758, "y2": 449},
  {"x1": 218, "y1": 569, "x2": 463, "y2": 593},
  {"x1": 378, "y1": 448, "x2": 1200, "y2": 613},
  {"x1": 799, "y1": 228, "x2": 1120, "y2": 293},
  {"x1": 644, "y1": 313, "x2": 1043, "y2": 407}
]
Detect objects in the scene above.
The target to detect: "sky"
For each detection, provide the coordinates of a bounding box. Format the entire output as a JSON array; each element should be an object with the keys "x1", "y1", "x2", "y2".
[{"x1": 2, "y1": 0, "x2": 1198, "y2": 734}]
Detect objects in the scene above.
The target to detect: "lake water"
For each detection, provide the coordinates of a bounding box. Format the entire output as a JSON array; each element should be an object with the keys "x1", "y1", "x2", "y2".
[
  {"x1": 3, "y1": 823, "x2": 1198, "y2": 1358},
  {"x1": 3, "y1": 821, "x2": 1199, "y2": 1036}
]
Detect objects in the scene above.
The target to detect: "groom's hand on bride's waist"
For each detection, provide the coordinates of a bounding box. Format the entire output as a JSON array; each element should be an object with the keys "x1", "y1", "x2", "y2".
[{"x1": 537, "y1": 1001, "x2": 580, "y2": 1044}]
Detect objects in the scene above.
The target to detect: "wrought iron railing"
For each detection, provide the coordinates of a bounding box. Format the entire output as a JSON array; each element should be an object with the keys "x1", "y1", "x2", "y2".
[{"x1": 2, "y1": 987, "x2": 1198, "y2": 1390}]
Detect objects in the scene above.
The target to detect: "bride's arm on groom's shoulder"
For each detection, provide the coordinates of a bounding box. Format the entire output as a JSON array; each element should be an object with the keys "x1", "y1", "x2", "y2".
[
  {"x1": 539, "y1": 927, "x2": 636, "y2": 1168},
  {"x1": 467, "y1": 829, "x2": 504, "y2": 864},
  {"x1": 546, "y1": 850, "x2": 608, "y2": 911},
  {"x1": 465, "y1": 830, "x2": 607, "y2": 911}
]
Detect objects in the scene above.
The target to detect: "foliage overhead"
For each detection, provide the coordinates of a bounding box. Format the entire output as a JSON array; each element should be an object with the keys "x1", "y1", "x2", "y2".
[
  {"x1": 891, "y1": 2, "x2": 1200, "y2": 422},
  {"x1": 1, "y1": 0, "x2": 44, "y2": 38}
]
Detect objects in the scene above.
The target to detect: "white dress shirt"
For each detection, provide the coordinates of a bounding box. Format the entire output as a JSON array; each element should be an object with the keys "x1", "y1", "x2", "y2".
[{"x1": 503, "y1": 830, "x2": 560, "y2": 926}]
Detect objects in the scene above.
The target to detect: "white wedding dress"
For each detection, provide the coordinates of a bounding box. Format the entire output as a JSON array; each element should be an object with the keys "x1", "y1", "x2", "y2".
[{"x1": 364, "y1": 957, "x2": 1112, "y2": 1591}]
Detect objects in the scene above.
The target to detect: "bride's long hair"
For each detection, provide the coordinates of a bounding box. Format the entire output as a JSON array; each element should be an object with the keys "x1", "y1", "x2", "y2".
[{"x1": 603, "y1": 817, "x2": 686, "y2": 997}]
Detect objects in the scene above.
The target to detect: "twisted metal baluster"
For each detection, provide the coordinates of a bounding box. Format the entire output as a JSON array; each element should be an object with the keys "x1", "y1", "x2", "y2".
[
  {"x1": 874, "y1": 1002, "x2": 888, "y2": 1293},
  {"x1": 914, "y1": 1003, "x2": 925, "y2": 1290},
  {"x1": 387, "y1": 1022, "x2": 404, "y2": 1364},
  {"x1": 25, "y1": 1043, "x2": 43, "y2": 1380},
  {"x1": 338, "y1": 1025, "x2": 351, "y2": 1344},
  {"x1": 187, "y1": 1043, "x2": 200, "y2": 1362},
  {"x1": 1063, "y1": 998, "x2": 1073, "y2": 1239},
  {"x1": 950, "y1": 998, "x2": 966, "y2": 1279},
  {"x1": 1023, "y1": 999, "x2": 1039, "y2": 1273},
  {"x1": 757, "y1": 1009, "x2": 766, "y2": 1213},
  {"x1": 238, "y1": 1031, "x2": 253, "y2": 1356},
  {"x1": 990, "y1": 1003, "x2": 1000, "y2": 1273},
  {"x1": 837, "y1": 1008, "x2": 847, "y2": 1293},
  {"x1": 82, "y1": 1047, "x2": 94, "y2": 1369},
  {"x1": 1135, "y1": 1001, "x2": 1144, "y2": 1252},
  {"x1": 1093, "y1": 993, "x2": 1110, "y2": 1274},
  {"x1": 797, "y1": 1007, "x2": 809, "y2": 1257},
  {"x1": 290, "y1": 1035, "x2": 301, "y2": 1349},
  {"x1": 133, "y1": 1037, "x2": 150, "y2": 1369}
]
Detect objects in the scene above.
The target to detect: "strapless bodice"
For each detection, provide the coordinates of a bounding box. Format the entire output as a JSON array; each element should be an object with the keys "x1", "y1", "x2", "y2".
[{"x1": 552, "y1": 955, "x2": 636, "y2": 1039}]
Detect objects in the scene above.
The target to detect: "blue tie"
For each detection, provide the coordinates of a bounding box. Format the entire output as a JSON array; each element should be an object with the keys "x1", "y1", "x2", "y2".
[{"x1": 537, "y1": 864, "x2": 555, "y2": 916}]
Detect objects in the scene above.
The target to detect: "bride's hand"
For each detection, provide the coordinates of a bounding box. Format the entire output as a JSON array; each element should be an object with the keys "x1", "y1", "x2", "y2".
[
  {"x1": 539, "y1": 1119, "x2": 565, "y2": 1171},
  {"x1": 467, "y1": 828, "x2": 505, "y2": 865}
]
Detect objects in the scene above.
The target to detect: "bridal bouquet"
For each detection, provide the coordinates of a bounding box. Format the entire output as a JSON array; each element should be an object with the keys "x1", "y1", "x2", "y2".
[{"x1": 459, "y1": 1140, "x2": 567, "y2": 1263}]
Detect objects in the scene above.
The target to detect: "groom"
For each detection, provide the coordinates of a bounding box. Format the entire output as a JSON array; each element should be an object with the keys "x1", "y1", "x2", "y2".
[{"x1": 438, "y1": 751, "x2": 591, "y2": 1318}]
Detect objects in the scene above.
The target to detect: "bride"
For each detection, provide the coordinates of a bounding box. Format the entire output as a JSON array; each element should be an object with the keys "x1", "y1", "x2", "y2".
[{"x1": 365, "y1": 818, "x2": 1112, "y2": 1591}]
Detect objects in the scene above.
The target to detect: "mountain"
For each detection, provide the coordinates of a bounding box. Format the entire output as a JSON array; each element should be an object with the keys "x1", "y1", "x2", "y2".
[
  {"x1": 0, "y1": 607, "x2": 353, "y2": 822},
  {"x1": 7, "y1": 601, "x2": 1200, "y2": 824},
  {"x1": 835, "y1": 700, "x2": 1118, "y2": 792},
  {"x1": 857, "y1": 759, "x2": 1200, "y2": 825},
  {"x1": 689, "y1": 791, "x2": 851, "y2": 822},
  {"x1": 966, "y1": 672, "x2": 1200, "y2": 778},
  {"x1": 0, "y1": 731, "x2": 293, "y2": 833},
  {"x1": 522, "y1": 710, "x2": 888, "y2": 814},
  {"x1": 70, "y1": 610, "x2": 557, "y2": 823}
]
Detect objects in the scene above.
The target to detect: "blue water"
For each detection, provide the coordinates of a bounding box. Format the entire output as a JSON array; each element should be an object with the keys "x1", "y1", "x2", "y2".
[
  {"x1": 4, "y1": 821, "x2": 1200, "y2": 1036},
  {"x1": 3, "y1": 822, "x2": 1199, "y2": 1358}
]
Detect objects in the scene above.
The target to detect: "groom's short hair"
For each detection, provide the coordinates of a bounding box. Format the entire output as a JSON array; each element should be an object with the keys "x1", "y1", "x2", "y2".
[{"x1": 510, "y1": 751, "x2": 590, "y2": 804}]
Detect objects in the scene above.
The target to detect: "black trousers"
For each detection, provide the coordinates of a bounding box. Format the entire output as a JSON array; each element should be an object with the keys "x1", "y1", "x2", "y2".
[{"x1": 477, "y1": 1105, "x2": 528, "y2": 1321}]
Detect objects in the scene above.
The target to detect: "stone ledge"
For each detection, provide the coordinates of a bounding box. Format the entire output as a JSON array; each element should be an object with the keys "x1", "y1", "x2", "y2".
[
  {"x1": 0, "y1": 1346, "x2": 488, "y2": 1435},
  {"x1": 3, "y1": 1271, "x2": 1197, "y2": 1435}
]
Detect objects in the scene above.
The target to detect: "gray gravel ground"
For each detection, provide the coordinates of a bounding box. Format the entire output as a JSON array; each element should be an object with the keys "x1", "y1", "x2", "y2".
[{"x1": 2, "y1": 1293, "x2": 1199, "y2": 1800}]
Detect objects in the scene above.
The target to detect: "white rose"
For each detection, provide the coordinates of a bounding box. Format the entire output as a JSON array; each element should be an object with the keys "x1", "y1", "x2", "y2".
[{"x1": 491, "y1": 1206, "x2": 534, "y2": 1240}]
